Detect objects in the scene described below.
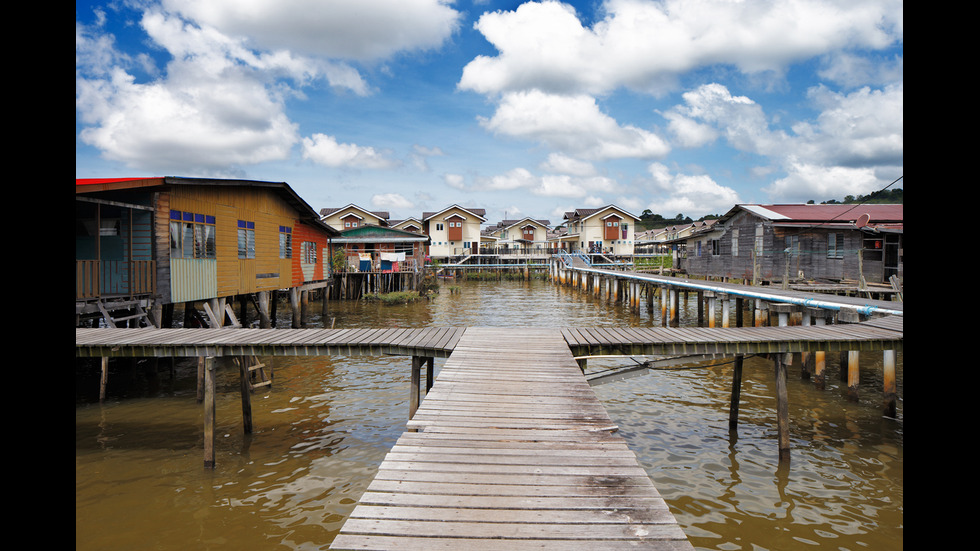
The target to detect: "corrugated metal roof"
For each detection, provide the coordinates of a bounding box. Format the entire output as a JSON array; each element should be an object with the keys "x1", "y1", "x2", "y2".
[{"x1": 743, "y1": 203, "x2": 903, "y2": 222}]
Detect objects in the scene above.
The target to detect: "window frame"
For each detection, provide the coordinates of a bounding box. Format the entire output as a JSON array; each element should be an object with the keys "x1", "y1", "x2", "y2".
[
  {"x1": 238, "y1": 220, "x2": 256, "y2": 259},
  {"x1": 170, "y1": 210, "x2": 216, "y2": 259}
]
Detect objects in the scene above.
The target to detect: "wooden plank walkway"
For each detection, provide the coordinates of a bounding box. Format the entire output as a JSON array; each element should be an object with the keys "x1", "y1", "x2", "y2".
[
  {"x1": 563, "y1": 315, "x2": 903, "y2": 358},
  {"x1": 330, "y1": 327, "x2": 694, "y2": 550},
  {"x1": 74, "y1": 326, "x2": 466, "y2": 359},
  {"x1": 75, "y1": 315, "x2": 901, "y2": 361}
]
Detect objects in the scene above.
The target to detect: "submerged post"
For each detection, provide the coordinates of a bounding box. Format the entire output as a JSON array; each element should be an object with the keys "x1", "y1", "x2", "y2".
[
  {"x1": 729, "y1": 355, "x2": 744, "y2": 431},
  {"x1": 238, "y1": 357, "x2": 253, "y2": 434},
  {"x1": 774, "y1": 353, "x2": 791, "y2": 461},
  {"x1": 203, "y1": 356, "x2": 216, "y2": 468},
  {"x1": 883, "y1": 350, "x2": 897, "y2": 417}
]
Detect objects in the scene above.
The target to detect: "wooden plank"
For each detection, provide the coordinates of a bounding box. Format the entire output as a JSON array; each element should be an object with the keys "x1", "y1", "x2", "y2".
[{"x1": 331, "y1": 327, "x2": 695, "y2": 550}]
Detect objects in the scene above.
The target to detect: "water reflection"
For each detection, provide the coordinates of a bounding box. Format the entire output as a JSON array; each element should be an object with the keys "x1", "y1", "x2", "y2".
[{"x1": 76, "y1": 277, "x2": 902, "y2": 550}]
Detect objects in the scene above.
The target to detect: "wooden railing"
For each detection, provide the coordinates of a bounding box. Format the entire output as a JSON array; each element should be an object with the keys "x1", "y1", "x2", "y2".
[{"x1": 76, "y1": 260, "x2": 156, "y2": 300}]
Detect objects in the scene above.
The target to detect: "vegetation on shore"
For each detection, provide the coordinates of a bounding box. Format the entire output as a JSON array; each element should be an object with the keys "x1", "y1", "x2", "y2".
[{"x1": 363, "y1": 291, "x2": 425, "y2": 305}]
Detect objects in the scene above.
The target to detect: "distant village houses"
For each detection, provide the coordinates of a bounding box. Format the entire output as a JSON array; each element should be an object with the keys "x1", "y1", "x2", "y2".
[{"x1": 77, "y1": 175, "x2": 903, "y2": 329}]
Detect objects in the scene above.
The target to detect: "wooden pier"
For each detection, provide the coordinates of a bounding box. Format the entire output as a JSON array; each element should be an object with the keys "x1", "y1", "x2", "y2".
[
  {"x1": 331, "y1": 327, "x2": 693, "y2": 550},
  {"x1": 76, "y1": 317, "x2": 901, "y2": 549}
]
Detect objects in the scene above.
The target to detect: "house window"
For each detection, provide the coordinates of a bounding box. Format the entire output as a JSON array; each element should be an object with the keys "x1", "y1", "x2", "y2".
[
  {"x1": 828, "y1": 233, "x2": 844, "y2": 259},
  {"x1": 170, "y1": 210, "x2": 215, "y2": 259},
  {"x1": 711, "y1": 239, "x2": 720, "y2": 255},
  {"x1": 302, "y1": 241, "x2": 317, "y2": 264},
  {"x1": 731, "y1": 228, "x2": 739, "y2": 257},
  {"x1": 238, "y1": 220, "x2": 255, "y2": 259},
  {"x1": 279, "y1": 226, "x2": 292, "y2": 259},
  {"x1": 785, "y1": 235, "x2": 799, "y2": 257},
  {"x1": 436, "y1": 223, "x2": 444, "y2": 231}
]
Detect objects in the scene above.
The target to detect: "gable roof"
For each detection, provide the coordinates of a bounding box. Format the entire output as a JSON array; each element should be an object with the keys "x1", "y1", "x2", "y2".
[
  {"x1": 331, "y1": 224, "x2": 430, "y2": 243},
  {"x1": 422, "y1": 205, "x2": 487, "y2": 222},
  {"x1": 562, "y1": 205, "x2": 640, "y2": 224},
  {"x1": 320, "y1": 204, "x2": 390, "y2": 224},
  {"x1": 720, "y1": 203, "x2": 903, "y2": 231},
  {"x1": 76, "y1": 176, "x2": 339, "y2": 235}
]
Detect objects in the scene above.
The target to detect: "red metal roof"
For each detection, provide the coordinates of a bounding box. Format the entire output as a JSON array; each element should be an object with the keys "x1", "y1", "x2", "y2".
[
  {"x1": 749, "y1": 203, "x2": 903, "y2": 222},
  {"x1": 76, "y1": 177, "x2": 163, "y2": 186}
]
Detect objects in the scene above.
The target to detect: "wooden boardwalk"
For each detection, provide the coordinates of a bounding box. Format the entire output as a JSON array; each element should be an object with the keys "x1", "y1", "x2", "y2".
[
  {"x1": 330, "y1": 327, "x2": 694, "y2": 550},
  {"x1": 74, "y1": 326, "x2": 466, "y2": 359},
  {"x1": 76, "y1": 320, "x2": 901, "y2": 549},
  {"x1": 563, "y1": 315, "x2": 903, "y2": 357}
]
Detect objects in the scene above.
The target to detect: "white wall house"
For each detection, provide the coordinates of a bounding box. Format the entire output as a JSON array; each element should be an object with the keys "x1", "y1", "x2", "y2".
[
  {"x1": 559, "y1": 205, "x2": 640, "y2": 256},
  {"x1": 487, "y1": 218, "x2": 551, "y2": 251},
  {"x1": 422, "y1": 205, "x2": 487, "y2": 258},
  {"x1": 320, "y1": 204, "x2": 389, "y2": 231}
]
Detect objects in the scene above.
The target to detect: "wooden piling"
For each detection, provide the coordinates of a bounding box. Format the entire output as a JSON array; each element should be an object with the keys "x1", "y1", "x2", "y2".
[
  {"x1": 774, "y1": 353, "x2": 790, "y2": 461},
  {"x1": 410, "y1": 356, "x2": 422, "y2": 420},
  {"x1": 729, "y1": 355, "x2": 744, "y2": 431},
  {"x1": 238, "y1": 357, "x2": 253, "y2": 434},
  {"x1": 203, "y1": 356, "x2": 216, "y2": 468},
  {"x1": 883, "y1": 349, "x2": 897, "y2": 417}
]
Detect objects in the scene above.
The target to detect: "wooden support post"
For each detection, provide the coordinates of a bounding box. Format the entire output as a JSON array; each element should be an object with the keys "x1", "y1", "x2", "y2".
[
  {"x1": 301, "y1": 289, "x2": 309, "y2": 325},
  {"x1": 847, "y1": 351, "x2": 860, "y2": 402},
  {"x1": 410, "y1": 356, "x2": 422, "y2": 420},
  {"x1": 238, "y1": 357, "x2": 253, "y2": 434},
  {"x1": 810, "y1": 308, "x2": 830, "y2": 389},
  {"x1": 669, "y1": 287, "x2": 679, "y2": 327},
  {"x1": 728, "y1": 355, "x2": 744, "y2": 431},
  {"x1": 197, "y1": 357, "x2": 205, "y2": 402},
  {"x1": 290, "y1": 287, "x2": 302, "y2": 328},
  {"x1": 100, "y1": 356, "x2": 109, "y2": 402},
  {"x1": 660, "y1": 286, "x2": 668, "y2": 326},
  {"x1": 721, "y1": 294, "x2": 731, "y2": 328},
  {"x1": 697, "y1": 290, "x2": 705, "y2": 327},
  {"x1": 425, "y1": 357, "x2": 434, "y2": 393},
  {"x1": 883, "y1": 349, "x2": 897, "y2": 418},
  {"x1": 203, "y1": 357, "x2": 216, "y2": 469},
  {"x1": 706, "y1": 292, "x2": 716, "y2": 328},
  {"x1": 735, "y1": 297, "x2": 744, "y2": 328},
  {"x1": 577, "y1": 357, "x2": 587, "y2": 373},
  {"x1": 774, "y1": 353, "x2": 791, "y2": 461}
]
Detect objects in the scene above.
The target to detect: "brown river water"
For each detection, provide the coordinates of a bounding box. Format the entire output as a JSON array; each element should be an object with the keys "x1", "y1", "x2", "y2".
[{"x1": 76, "y1": 277, "x2": 903, "y2": 550}]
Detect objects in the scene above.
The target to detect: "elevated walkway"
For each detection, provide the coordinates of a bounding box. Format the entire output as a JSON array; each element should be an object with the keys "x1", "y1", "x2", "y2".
[{"x1": 330, "y1": 327, "x2": 694, "y2": 550}]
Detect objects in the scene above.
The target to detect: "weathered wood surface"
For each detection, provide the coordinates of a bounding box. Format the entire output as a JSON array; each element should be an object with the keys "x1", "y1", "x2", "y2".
[
  {"x1": 562, "y1": 316, "x2": 902, "y2": 357},
  {"x1": 74, "y1": 326, "x2": 466, "y2": 358},
  {"x1": 330, "y1": 327, "x2": 694, "y2": 550},
  {"x1": 75, "y1": 315, "x2": 901, "y2": 360}
]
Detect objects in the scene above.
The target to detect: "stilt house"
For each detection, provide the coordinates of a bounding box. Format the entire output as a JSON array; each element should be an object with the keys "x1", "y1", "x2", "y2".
[
  {"x1": 682, "y1": 203, "x2": 903, "y2": 285},
  {"x1": 76, "y1": 177, "x2": 339, "y2": 328}
]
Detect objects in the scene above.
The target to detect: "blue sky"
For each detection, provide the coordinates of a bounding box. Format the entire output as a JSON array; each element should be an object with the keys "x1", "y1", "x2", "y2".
[{"x1": 76, "y1": 0, "x2": 903, "y2": 224}]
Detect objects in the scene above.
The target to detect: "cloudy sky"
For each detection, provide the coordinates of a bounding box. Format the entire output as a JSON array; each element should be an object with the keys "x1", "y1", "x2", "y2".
[{"x1": 76, "y1": 0, "x2": 903, "y2": 223}]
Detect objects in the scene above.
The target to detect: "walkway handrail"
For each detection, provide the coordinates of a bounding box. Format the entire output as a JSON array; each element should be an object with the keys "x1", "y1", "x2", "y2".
[{"x1": 565, "y1": 264, "x2": 903, "y2": 317}]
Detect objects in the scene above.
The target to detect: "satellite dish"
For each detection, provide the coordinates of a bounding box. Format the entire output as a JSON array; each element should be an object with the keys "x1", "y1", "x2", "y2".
[{"x1": 855, "y1": 213, "x2": 870, "y2": 228}]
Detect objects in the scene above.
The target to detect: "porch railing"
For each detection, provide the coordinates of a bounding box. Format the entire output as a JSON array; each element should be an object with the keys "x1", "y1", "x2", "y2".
[{"x1": 76, "y1": 260, "x2": 156, "y2": 300}]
